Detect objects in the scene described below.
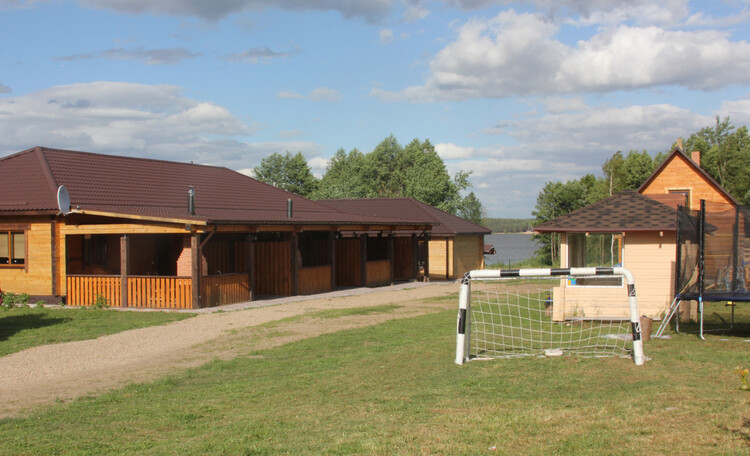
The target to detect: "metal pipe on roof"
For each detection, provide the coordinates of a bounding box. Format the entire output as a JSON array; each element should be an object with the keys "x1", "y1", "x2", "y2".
[
  {"x1": 287, "y1": 198, "x2": 293, "y2": 218},
  {"x1": 188, "y1": 186, "x2": 196, "y2": 215}
]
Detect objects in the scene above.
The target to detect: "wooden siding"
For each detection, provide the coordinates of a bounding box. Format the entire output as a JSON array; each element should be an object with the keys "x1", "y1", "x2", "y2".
[
  {"x1": 428, "y1": 238, "x2": 453, "y2": 279},
  {"x1": 366, "y1": 260, "x2": 391, "y2": 287},
  {"x1": 254, "y1": 240, "x2": 291, "y2": 296},
  {"x1": 640, "y1": 152, "x2": 734, "y2": 209},
  {"x1": 299, "y1": 266, "x2": 333, "y2": 295},
  {"x1": 553, "y1": 231, "x2": 675, "y2": 320},
  {"x1": 202, "y1": 273, "x2": 252, "y2": 307},
  {"x1": 335, "y1": 238, "x2": 361, "y2": 286},
  {"x1": 0, "y1": 216, "x2": 54, "y2": 296},
  {"x1": 453, "y1": 235, "x2": 484, "y2": 278}
]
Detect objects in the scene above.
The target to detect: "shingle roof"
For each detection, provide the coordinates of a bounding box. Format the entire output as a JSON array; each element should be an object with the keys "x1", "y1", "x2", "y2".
[
  {"x1": 533, "y1": 190, "x2": 677, "y2": 233},
  {"x1": 318, "y1": 198, "x2": 490, "y2": 236},
  {"x1": 0, "y1": 147, "x2": 433, "y2": 227}
]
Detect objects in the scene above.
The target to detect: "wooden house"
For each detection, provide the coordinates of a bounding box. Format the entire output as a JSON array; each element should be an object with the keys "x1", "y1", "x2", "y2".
[
  {"x1": 0, "y1": 147, "x2": 433, "y2": 309},
  {"x1": 318, "y1": 198, "x2": 490, "y2": 280},
  {"x1": 534, "y1": 146, "x2": 740, "y2": 321}
]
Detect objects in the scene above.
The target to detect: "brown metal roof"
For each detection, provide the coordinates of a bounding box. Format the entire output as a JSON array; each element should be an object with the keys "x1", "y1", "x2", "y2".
[
  {"x1": 318, "y1": 198, "x2": 490, "y2": 236},
  {"x1": 0, "y1": 147, "x2": 431, "y2": 227},
  {"x1": 533, "y1": 190, "x2": 677, "y2": 233}
]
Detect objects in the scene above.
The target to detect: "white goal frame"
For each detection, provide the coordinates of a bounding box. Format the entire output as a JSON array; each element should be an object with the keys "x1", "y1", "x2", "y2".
[{"x1": 455, "y1": 267, "x2": 645, "y2": 366}]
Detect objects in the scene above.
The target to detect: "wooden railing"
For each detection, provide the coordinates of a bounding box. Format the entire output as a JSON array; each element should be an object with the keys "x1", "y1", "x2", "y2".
[
  {"x1": 366, "y1": 260, "x2": 391, "y2": 287},
  {"x1": 66, "y1": 275, "x2": 192, "y2": 309},
  {"x1": 128, "y1": 276, "x2": 192, "y2": 309},
  {"x1": 66, "y1": 275, "x2": 121, "y2": 307},
  {"x1": 202, "y1": 273, "x2": 252, "y2": 307},
  {"x1": 299, "y1": 266, "x2": 332, "y2": 295}
]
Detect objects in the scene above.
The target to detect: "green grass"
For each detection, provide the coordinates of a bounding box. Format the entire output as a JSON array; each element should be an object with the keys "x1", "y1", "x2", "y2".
[
  {"x1": 0, "y1": 306, "x2": 194, "y2": 357},
  {"x1": 0, "y1": 302, "x2": 748, "y2": 455}
]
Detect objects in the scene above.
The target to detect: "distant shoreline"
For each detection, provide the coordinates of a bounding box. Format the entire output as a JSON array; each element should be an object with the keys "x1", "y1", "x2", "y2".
[{"x1": 490, "y1": 231, "x2": 535, "y2": 235}]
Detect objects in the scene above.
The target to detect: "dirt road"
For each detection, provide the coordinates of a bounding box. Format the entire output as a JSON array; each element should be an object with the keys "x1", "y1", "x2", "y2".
[{"x1": 0, "y1": 282, "x2": 457, "y2": 417}]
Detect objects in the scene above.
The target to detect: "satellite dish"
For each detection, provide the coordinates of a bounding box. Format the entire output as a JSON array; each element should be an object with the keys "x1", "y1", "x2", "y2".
[{"x1": 57, "y1": 185, "x2": 71, "y2": 214}]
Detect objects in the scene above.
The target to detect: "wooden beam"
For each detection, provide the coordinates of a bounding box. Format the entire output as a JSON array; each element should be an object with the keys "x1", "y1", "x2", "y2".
[
  {"x1": 191, "y1": 233, "x2": 201, "y2": 309},
  {"x1": 50, "y1": 218, "x2": 57, "y2": 296},
  {"x1": 246, "y1": 234, "x2": 255, "y2": 302},
  {"x1": 388, "y1": 233, "x2": 394, "y2": 285},
  {"x1": 77, "y1": 210, "x2": 207, "y2": 226},
  {"x1": 120, "y1": 235, "x2": 129, "y2": 307},
  {"x1": 411, "y1": 233, "x2": 418, "y2": 281}
]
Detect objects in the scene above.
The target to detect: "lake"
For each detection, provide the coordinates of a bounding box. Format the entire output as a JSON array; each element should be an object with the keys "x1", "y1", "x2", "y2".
[{"x1": 484, "y1": 233, "x2": 540, "y2": 266}]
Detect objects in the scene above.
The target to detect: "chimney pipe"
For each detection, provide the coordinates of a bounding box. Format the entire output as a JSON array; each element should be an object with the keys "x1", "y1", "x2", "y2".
[
  {"x1": 287, "y1": 198, "x2": 293, "y2": 218},
  {"x1": 691, "y1": 150, "x2": 701, "y2": 166},
  {"x1": 188, "y1": 186, "x2": 195, "y2": 215}
]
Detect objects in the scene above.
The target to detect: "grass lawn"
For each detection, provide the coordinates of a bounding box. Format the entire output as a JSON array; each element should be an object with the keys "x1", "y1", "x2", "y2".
[
  {"x1": 0, "y1": 306, "x2": 194, "y2": 357},
  {"x1": 0, "y1": 300, "x2": 748, "y2": 455}
]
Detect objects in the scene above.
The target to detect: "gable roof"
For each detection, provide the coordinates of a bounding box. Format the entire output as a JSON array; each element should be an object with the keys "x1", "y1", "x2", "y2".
[
  {"x1": 318, "y1": 198, "x2": 490, "y2": 236},
  {"x1": 0, "y1": 147, "x2": 432, "y2": 227},
  {"x1": 534, "y1": 190, "x2": 677, "y2": 233},
  {"x1": 638, "y1": 147, "x2": 739, "y2": 206}
]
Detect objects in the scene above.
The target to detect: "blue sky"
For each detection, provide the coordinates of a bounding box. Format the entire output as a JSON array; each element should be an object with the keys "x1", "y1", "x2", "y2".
[{"x1": 2, "y1": 0, "x2": 750, "y2": 217}]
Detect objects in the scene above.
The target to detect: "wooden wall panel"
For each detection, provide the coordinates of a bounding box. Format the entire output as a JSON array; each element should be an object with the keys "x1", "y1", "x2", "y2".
[
  {"x1": 335, "y1": 238, "x2": 361, "y2": 287},
  {"x1": 299, "y1": 266, "x2": 332, "y2": 295},
  {"x1": 392, "y1": 237, "x2": 414, "y2": 280},
  {"x1": 0, "y1": 216, "x2": 53, "y2": 296},
  {"x1": 453, "y1": 235, "x2": 484, "y2": 279},
  {"x1": 254, "y1": 241, "x2": 291, "y2": 296}
]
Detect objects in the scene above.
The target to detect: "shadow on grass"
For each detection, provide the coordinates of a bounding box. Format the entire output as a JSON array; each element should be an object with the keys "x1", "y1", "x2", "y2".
[{"x1": 0, "y1": 313, "x2": 71, "y2": 342}]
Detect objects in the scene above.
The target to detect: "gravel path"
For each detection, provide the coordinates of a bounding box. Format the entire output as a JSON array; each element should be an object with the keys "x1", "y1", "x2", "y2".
[{"x1": 0, "y1": 282, "x2": 457, "y2": 417}]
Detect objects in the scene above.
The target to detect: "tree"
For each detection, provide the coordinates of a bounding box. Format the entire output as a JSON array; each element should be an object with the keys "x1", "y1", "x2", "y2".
[
  {"x1": 316, "y1": 135, "x2": 484, "y2": 220},
  {"x1": 253, "y1": 151, "x2": 318, "y2": 198},
  {"x1": 532, "y1": 178, "x2": 592, "y2": 264},
  {"x1": 458, "y1": 192, "x2": 484, "y2": 224}
]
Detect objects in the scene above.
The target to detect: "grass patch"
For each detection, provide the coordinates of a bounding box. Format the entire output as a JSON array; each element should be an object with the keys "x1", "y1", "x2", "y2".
[
  {"x1": 307, "y1": 304, "x2": 401, "y2": 320},
  {"x1": 0, "y1": 307, "x2": 194, "y2": 357},
  {"x1": 0, "y1": 304, "x2": 748, "y2": 455}
]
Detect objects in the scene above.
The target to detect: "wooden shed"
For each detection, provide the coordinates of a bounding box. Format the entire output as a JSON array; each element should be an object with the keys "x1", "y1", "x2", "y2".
[
  {"x1": 534, "y1": 146, "x2": 741, "y2": 321},
  {"x1": 0, "y1": 147, "x2": 433, "y2": 309},
  {"x1": 319, "y1": 198, "x2": 490, "y2": 280}
]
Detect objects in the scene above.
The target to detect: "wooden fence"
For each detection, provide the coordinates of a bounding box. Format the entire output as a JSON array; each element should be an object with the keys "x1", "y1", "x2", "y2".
[{"x1": 202, "y1": 273, "x2": 252, "y2": 307}]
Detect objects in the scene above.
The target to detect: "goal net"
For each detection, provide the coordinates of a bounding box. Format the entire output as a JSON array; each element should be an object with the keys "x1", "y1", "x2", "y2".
[{"x1": 455, "y1": 267, "x2": 645, "y2": 365}]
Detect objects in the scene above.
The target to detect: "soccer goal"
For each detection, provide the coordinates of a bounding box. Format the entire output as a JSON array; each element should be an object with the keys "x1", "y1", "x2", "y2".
[{"x1": 455, "y1": 267, "x2": 645, "y2": 366}]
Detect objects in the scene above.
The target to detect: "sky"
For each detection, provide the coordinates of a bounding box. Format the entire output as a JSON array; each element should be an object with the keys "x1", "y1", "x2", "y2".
[{"x1": 2, "y1": 1, "x2": 750, "y2": 218}]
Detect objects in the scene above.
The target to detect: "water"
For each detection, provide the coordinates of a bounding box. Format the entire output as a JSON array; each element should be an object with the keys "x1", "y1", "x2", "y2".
[{"x1": 484, "y1": 233, "x2": 540, "y2": 266}]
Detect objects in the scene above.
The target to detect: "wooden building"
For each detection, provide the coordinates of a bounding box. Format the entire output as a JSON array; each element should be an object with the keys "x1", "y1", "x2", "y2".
[
  {"x1": 0, "y1": 147, "x2": 433, "y2": 309},
  {"x1": 534, "y1": 146, "x2": 740, "y2": 320},
  {"x1": 319, "y1": 198, "x2": 490, "y2": 280}
]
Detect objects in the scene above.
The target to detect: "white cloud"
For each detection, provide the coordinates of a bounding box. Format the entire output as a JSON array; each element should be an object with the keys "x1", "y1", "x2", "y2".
[
  {"x1": 435, "y1": 142, "x2": 476, "y2": 159},
  {"x1": 379, "y1": 28, "x2": 395, "y2": 44},
  {"x1": 277, "y1": 87, "x2": 341, "y2": 102},
  {"x1": 224, "y1": 46, "x2": 300, "y2": 63},
  {"x1": 56, "y1": 47, "x2": 200, "y2": 65},
  {"x1": 0, "y1": 81, "x2": 326, "y2": 172},
  {"x1": 373, "y1": 10, "x2": 750, "y2": 102}
]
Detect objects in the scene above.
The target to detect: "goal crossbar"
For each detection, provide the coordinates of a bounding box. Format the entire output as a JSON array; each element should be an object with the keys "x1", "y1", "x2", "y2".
[{"x1": 455, "y1": 267, "x2": 645, "y2": 366}]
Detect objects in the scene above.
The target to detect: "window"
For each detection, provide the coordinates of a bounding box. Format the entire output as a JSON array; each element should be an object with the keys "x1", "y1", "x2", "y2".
[
  {"x1": 567, "y1": 232, "x2": 623, "y2": 286},
  {"x1": 0, "y1": 231, "x2": 26, "y2": 266},
  {"x1": 669, "y1": 189, "x2": 690, "y2": 209}
]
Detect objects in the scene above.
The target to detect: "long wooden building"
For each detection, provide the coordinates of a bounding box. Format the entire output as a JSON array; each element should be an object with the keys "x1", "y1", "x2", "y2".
[
  {"x1": 319, "y1": 198, "x2": 490, "y2": 280},
  {"x1": 0, "y1": 147, "x2": 435, "y2": 309}
]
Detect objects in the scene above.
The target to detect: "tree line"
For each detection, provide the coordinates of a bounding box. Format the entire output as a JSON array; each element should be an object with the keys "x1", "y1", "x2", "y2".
[
  {"x1": 253, "y1": 135, "x2": 484, "y2": 223},
  {"x1": 533, "y1": 116, "x2": 750, "y2": 265},
  {"x1": 481, "y1": 218, "x2": 535, "y2": 233}
]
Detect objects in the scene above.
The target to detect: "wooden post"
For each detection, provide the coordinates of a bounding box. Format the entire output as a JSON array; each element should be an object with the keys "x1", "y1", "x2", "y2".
[
  {"x1": 191, "y1": 233, "x2": 200, "y2": 309},
  {"x1": 330, "y1": 232, "x2": 336, "y2": 291},
  {"x1": 360, "y1": 233, "x2": 368, "y2": 287},
  {"x1": 291, "y1": 232, "x2": 299, "y2": 296},
  {"x1": 424, "y1": 235, "x2": 430, "y2": 282},
  {"x1": 411, "y1": 233, "x2": 418, "y2": 281},
  {"x1": 446, "y1": 237, "x2": 450, "y2": 280},
  {"x1": 120, "y1": 234, "x2": 129, "y2": 307},
  {"x1": 388, "y1": 233, "x2": 394, "y2": 284},
  {"x1": 50, "y1": 218, "x2": 57, "y2": 297},
  {"x1": 246, "y1": 234, "x2": 255, "y2": 301}
]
